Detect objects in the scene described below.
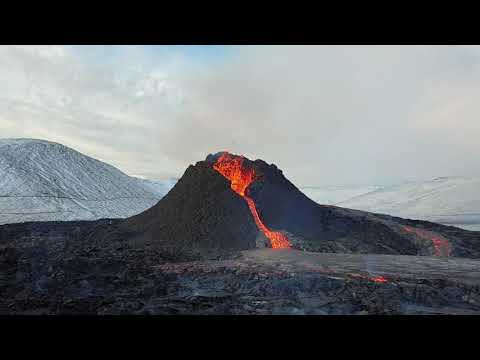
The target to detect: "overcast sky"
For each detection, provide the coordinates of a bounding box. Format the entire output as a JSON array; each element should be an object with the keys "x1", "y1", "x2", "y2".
[{"x1": 1, "y1": 45, "x2": 479, "y2": 187}]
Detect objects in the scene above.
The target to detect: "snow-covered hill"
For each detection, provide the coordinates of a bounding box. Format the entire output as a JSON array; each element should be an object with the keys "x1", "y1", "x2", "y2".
[
  {"x1": 301, "y1": 185, "x2": 381, "y2": 205},
  {"x1": 336, "y1": 177, "x2": 480, "y2": 231},
  {"x1": 138, "y1": 178, "x2": 178, "y2": 197},
  {"x1": 0, "y1": 138, "x2": 175, "y2": 225}
]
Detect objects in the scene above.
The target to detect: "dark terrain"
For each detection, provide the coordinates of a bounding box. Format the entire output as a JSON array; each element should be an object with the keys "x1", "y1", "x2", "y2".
[
  {"x1": 2, "y1": 153, "x2": 480, "y2": 315},
  {"x1": 2, "y1": 220, "x2": 480, "y2": 314}
]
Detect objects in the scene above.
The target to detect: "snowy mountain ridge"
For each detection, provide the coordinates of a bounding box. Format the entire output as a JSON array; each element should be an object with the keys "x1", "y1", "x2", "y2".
[
  {"x1": 300, "y1": 185, "x2": 382, "y2": 206},
  {"x1": 335, "y1": 176, "x2": 480, "y2": 231},
  {"x1": 0, "y1": 138, "x2": 175, "y2": 224}
]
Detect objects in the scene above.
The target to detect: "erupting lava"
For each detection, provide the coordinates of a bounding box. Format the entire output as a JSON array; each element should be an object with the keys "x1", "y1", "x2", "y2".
[
  {"x1": 213, "y1": 153, "x2": 291, "y2": 249},
  {"x1": 403, "y1": 225, "x2": 451, "y2": 257}
]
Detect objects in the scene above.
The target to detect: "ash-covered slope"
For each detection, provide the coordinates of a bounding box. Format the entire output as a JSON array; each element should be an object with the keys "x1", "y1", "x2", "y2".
[
  {"x1": 104, "y1": 160, "x2": 263, "y2": 259},
  {"x1": 104, "y1": 152, "x2": 480, "y2": 259},
  {"x1": 0, "y1": 139, "x2": 171, "y2": 224}
]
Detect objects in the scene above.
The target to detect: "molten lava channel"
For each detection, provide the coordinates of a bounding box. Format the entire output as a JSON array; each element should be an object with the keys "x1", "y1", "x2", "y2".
[{"x1": 213, "y1": 153, "x2": 291, "y2": 249}]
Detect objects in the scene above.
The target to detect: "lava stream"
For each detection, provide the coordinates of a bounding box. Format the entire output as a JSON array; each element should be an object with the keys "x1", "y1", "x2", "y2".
[
  {"x1": 349, "y1": 273, "x2": 389, "y2": 284},
  {"x1": 370, "y1": 276, "x2": 388, "y2": 283},
  {"x1": 213, "y1": 153, "x2": 291, "y2": 249},
  {"x1": 402, "y1": 225, "x2": 451, "y2": 257}
]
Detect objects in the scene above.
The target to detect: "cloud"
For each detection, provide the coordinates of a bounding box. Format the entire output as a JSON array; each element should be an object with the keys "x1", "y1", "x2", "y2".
[
  {"x1": 159, "y1": 45, "x2": 480, "y2": 186},
  {"x1": 1, "y1": 45, "x2": 480, "y2": 186},
  {"x1": 0, "y1": 45, "x2": 183, "y2": 178}
]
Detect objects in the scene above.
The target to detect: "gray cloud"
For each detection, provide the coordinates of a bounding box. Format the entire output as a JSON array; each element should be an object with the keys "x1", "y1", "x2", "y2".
[{"x1": 1, "y1": 45, "x2": 480, "y2": 186}]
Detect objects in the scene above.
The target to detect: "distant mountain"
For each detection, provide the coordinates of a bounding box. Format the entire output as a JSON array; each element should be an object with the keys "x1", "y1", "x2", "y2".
[
  {"x1": 301, "y1": 185, "x2": 381, "y2": 205},
  {"x1": 0, "y1": 138, "x2": 176, "y2": 225},
  {"x1": 138, "y1": 178, "x2": 178, "y2": 197},
  {"x1": 337, "y1": 177, "x2": 480, "y2": 231}
]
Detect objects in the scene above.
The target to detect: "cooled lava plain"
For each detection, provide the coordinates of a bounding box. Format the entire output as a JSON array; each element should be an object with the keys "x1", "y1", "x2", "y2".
[{"x1": 2, "y1": 152, "x2": 480, "y2": 315}]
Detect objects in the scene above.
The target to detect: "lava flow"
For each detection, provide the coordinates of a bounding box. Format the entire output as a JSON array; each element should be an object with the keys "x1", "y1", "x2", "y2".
[
  {"x1": 370, "y1": 276, "x2": 388, "y2": 283},
  {"x1": 213, "y1": 153, "x2": 291, "y2": 249},
  {"x1": 348, "y1": 273, "x2": 388, "y2": 284},
  {"x1": 403, "y1": 225, "x2": 451, "y2": 257}
]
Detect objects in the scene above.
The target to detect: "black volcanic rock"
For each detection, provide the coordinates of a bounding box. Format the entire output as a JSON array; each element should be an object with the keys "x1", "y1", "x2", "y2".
[{"x1": 99, "y1": 160, "x2": 264, "y2": 260}]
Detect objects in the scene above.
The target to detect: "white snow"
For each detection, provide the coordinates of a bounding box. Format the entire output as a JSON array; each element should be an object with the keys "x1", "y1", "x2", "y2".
[
  {"x1": 301, "y1": 185, "x2": 381, "y2": 205},
  {"x1": 331, "y1": 177, "x2": 480, "y2": 231},
  {"x1": 0, "y1": 138, "x2": 176, "y2": 225}
]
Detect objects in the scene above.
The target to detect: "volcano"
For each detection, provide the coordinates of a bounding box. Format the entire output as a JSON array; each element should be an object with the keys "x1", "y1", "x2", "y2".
[{"x1": 99, "y1": 152, "x2": 480, "y2": 260}]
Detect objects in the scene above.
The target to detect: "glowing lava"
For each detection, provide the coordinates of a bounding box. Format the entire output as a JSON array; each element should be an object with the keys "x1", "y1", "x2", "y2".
[
  {"x1": 213, "y1": 152, "x2": 291, "y2": 249},
  {"x1": 349, "y1": 273, "x2": 389, "y2": 284},
  {"x1": 370, "y1": 276, "x2": 388, "y2": 283},
  {"x1": 402, "y1": 225, "x2": 451, "y2": 257}
]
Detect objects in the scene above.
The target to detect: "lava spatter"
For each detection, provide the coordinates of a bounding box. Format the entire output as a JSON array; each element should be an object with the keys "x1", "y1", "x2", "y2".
[{"x1": 213, "y1": 152, "x2": 291, "y2": 249}]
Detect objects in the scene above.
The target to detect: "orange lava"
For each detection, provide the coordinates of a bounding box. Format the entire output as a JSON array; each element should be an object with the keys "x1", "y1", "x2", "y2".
[
  {"x1": 213, "y1": 152, "x2": 291, "y2": 249},
  {"x1": 349, "y1": 273, "x2": 389, "y2": 284},
  {"x1": 370, "y1": 276, "x2": 388, "y2": 283},
  {"x1": 402, "y1": 225, "x2": 451, "y2": 257}
]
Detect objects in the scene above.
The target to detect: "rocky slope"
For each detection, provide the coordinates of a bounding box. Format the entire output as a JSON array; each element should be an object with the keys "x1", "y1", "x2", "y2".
[{"x1": 96, "y1": 161, "x2": 265, "y2": 260}]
